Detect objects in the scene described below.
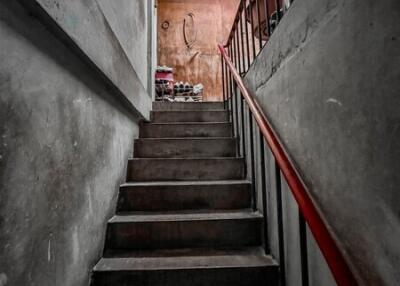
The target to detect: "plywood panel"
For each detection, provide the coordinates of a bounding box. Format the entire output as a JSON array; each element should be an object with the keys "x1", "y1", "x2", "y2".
[{"x1": 158, "y1": 0, "x2": 240, "y2": 101}]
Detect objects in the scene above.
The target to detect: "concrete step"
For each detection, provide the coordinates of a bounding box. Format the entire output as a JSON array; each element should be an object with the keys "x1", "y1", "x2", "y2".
[
  {"x1": 127, "y1": 158, "x2": 245, "y2": 181},
  {"x1": 117, "y1": 180, "x2": 251, "y2": 212},
  {"x1": 153, "y1": 101, "x2": 225, "y2": 111},
  {"x1": 105, "y1": 210, "x2": 262, "y2": 250},
  {"x1": 92, "y1": 248, "x2": 279, "y2": 286},
  {"x1": 151, "y1": 110, "x2": 228, "y2": 123},
  {"x1": 139, "y1": 122, "x2": 232, "y2": 138},
  {"x1": 134, "y1": 138, "x2": 237, "y2": 158}
]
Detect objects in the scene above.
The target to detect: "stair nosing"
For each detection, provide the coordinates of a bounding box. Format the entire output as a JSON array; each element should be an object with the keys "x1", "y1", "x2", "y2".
[
  {"x1": 94, "y1": 247, "x2": 277, "y2": 272},
  {"x1": 135, "y1": 137, "x2": 236, "y2": 141},
  {"x1": 141, "y1": 122, "x2": 231, "y2": 125},
  {"x1": 108, "y1": 210, "x2": 262, "y2": 223},
  {"x1": 151, "y1": 110, "x2": 228, "y2": 113},
  {"x1": 128, "y1": 157, "x2": 244, "y2": 161},
  {"x1": 120, "y1": 180, "x2": 251, "y2": 188}
]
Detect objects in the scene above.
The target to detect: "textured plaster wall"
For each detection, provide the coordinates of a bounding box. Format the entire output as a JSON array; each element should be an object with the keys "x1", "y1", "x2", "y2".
[
  {"x1": 245, "y1": 0, "x2": 400, "y2": 284},
  {"x1": 30, "y1": 0, "x2": 153, "y2": 117},
  {"x1": 0, "y1": 1, "x2": 152, "y2": 285}
]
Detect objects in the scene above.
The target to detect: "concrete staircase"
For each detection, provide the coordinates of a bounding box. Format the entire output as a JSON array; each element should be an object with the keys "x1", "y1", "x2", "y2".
[{"x1": 91, "y1": 102, "x2": 279, "y2": 286}]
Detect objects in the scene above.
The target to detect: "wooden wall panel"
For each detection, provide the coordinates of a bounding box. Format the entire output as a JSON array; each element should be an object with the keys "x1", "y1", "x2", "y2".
[{"x1": 157, "y1": 0, "x2": 240, "y2": 101}]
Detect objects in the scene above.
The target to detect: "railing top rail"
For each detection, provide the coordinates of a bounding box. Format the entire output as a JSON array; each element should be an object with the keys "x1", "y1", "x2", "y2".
[{"x1": 218, "y1": 43, "x2": 358, "y2": 286}]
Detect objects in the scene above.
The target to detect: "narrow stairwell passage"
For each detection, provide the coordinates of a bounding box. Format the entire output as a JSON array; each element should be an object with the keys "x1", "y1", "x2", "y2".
[{"x1": 91, "y1": 102, "x2": 279, "y2": 286}]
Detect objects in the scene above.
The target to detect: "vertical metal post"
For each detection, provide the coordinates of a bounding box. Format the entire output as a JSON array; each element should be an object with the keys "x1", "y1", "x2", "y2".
[
  {"x1": 232, "y1": 34, "x2": 237, "y2": 69},
  {"x1": 235, "y1": 23, "x2": 242, "y2": 75},
  {"x1": 264, "y1": 0, "x2": 272, "y2": 39},
  {"x1": 239, "y1": 3, "x2": 246, "y2": 73},
  {"x1": 275, "y1": 161, "x2": 286, "y2": 286},
  {"x1": 248, "y1": 110, "x2": 257, "y2": 210},
  {"x1": 233, "y1": 83, "x2": 240, "y2": 154},
  {"x1": 255, "y1": 0, "x2": 263, "y2": 50},
  {"x1": 225, "y1": 62, "x2": 229, "y2": 110},
  {"x1": 244, "y1": 0, "x2": 251, "y2": 72},
  {"x1": 221, "y1": 55, "x2": 226, "y2": 109},
  {"x1": 249, "y1": 0, "x2": 256, "y2": 62},
  {"x1": 259, "y1": 131, "x2": 270, "y2": 253},
  {"x1": 275, "y1": 0, "x2": 281, "y2": 21},
  {"x1": 227, "y1": 63, "x2": 232, "y2": 114},
  {"x1": 240, "y1": 96, "x2": 247, "y2": 175},
  {"x1": 299, "y1": 211, "x2": 309, "y2": 286},
  {"x1": 234, "y1": 31, "x2": 239, "y2": 70},
  {"x1": 228, "y1": 48, "x2": 236, "y2": 137}
]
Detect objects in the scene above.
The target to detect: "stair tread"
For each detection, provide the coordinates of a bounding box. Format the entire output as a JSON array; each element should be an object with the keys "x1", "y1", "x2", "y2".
[
  {"x1": 129, "y1": 157, "x2": 243, "y2": 161},
  {"x1": 109, "y1": 210, "x2": 262, "y2": 223},
  {"x1": 142, "y1": 122, "x2": 230, "y2": 125},
  {"x1": 135, "y1": 137, "x2": 236, "y2": 141},
  {"x1": 94, "y1": 247, "x2": 277, "y2": 271},
  {"x1": 120, "y1": 180, "x2": 251, "y2": 187},
  {"x1": 152, "y1": 102, "x2": 225, "y2": 111},
  {"x1": 151, "y1": 110, "x2": 227, "y2": 112}
]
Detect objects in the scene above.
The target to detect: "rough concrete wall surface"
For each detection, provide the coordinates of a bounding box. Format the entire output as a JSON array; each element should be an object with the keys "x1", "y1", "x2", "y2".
[
  {"x1": 31, "y1": 0, "x2": 153, "y2": 118},
  {"x1": 244, "y1": 0, "x2": 400, "y2": 284},
  {"x1": 96, "y1": 0, "x2": 149, "y2": 89},
  {"x1": 0, "y1": 1, "x2": 145, "y2": 285},
  {"x1": 157, "y1": 0, "x2": 240, "y2": 101},
  {"x1": 230, "y1": 89, "x2": 337, "y2": 286}
]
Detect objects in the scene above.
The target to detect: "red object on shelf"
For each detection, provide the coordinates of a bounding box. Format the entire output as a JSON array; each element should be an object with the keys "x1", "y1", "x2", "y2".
[{"x1": 156, "y1": 71, "x2": 174, "y2": 82}]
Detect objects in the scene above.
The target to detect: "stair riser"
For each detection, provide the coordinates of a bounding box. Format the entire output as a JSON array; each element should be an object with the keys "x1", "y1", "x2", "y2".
[
  {"x1": 134, "y1": 139, "x2": 236, "y2": 158},
  {"x1": 117, "y1": 183, "x2": 251, "y2": 212},
  {"x1": 106, "y1": 218, "x2": 261, "y2": 250},
  {"x1": 139, "y1": 123, "x2": 232, "y2": 138},
  {"x1": 153, "y1": 102, "x2": 225, "y2": 111},
  {"x1": 151, "y1": 111, "x2": 228, "y2": 123},
  {"x1": 127, "y1": 159, "x2": 245, "y2": 181},
  {"x1": 92, "y1": 267, "x2": 278, "y2": 286}
]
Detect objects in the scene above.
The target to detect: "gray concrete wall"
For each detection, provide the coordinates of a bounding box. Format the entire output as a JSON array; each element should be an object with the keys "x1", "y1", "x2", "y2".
[
  {"x1": 0, "y1": 1, "x2": 153, "y2": 285},
  {"x1": 244, "y1": 0, "x2": 400, "y2": 285},
  {"x1": 21, "y1": 0, "x2": 154, "y2": 118}
]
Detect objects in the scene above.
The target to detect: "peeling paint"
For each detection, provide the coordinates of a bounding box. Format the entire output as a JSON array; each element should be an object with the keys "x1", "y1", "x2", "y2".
[
  {"x1": 47, "y1": 239, "x2": 51, "y2": 262},
  {"x1": 326, "y1": 98, "x2": 342, "y2": 106}
]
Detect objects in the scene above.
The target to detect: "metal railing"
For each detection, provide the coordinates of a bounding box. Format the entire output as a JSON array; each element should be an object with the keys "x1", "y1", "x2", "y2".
[
  {"x1": 226, "y1": 0, "x2": 293, "y2": 75},
  {"x1": 219, "y1": 1, "x2": 358, "y2": 285}
]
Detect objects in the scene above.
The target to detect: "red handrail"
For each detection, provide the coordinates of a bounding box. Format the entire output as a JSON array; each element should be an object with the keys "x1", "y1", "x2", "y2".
[{"x1": 218, "y1": 44, "x2": 358, "y2": 286}]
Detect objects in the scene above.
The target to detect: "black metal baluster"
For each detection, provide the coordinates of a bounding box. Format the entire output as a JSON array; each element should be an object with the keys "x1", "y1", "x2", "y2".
[
  {"x1": 248, "y1": 109, "x2": 257, "y2": 210},
  {"x1": 249, "y1": 0, "x2": 256, "y2": 62},
  {"x1": 232, "y1": 76, "x2": 238, "y2": 139},
  {"x1": 225, "y1": 62, "x2": 229, "y2": 110},
  {"x1": 227, "y1": 62, "x2": 232, "y2": 115},
  {"x1": 275, "y1": 161, "x2": 286, "y2": 286},
  {"x1": 228, "y1": 49, "x2": 236, "y2": 138},
  {"x1": 275, "y1": 0, "x2": 281, "y2": 21},
  {"x1": 240, "y1": 96, "x2": 247, "y2": 175},
  {"x1": 299, "y1": 211, "x2": 309, "y2": 286},
  {"x1": 232, "y1": 34, "x2": 237, "y2": 69},
  {"x1": 259, "y1": 131, "x2": 270, "y2": 253},
  {"x1": 264, "y1": 0, "x2": 272, "y2": 40},
  {"x1": 233, "y1": 83, "x2": 240, "y2": 155},
  {"x1": 221, "y1": 55, "x2": 226, "y2": 109},
  {"x1": 255, "y1": 0, "x2": 263, "y2": 50},
  {"x1": 234, "y1": 31, "x2": 239, "y2": 70},
  {"x1": 239, "y1": 3, "x2": 246, "y2": 74},
  {"x1": 232, "y1": 35, "x2": 241, "y2": 143},
  {"x1": 235, "y1": 23, "x2": 242, "y2": 75},
  {"x1": 244, "y1": 0, "x2": 251, "y2": 72}
]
